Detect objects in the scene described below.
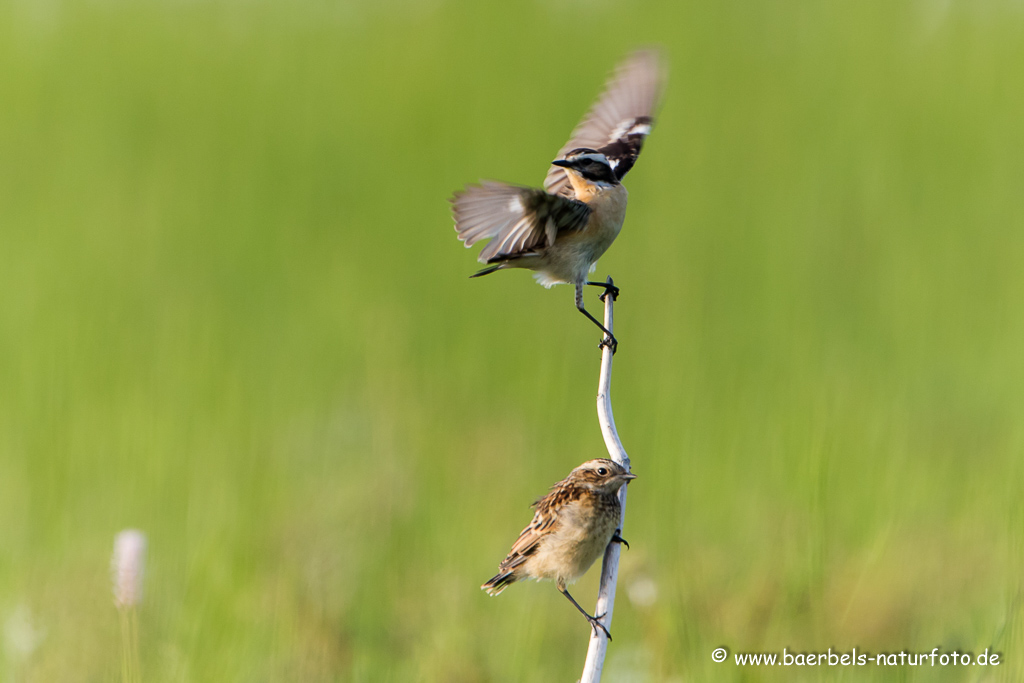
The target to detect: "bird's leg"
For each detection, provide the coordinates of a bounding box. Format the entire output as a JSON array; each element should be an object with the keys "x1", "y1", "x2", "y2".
[
  {"x1": 575, "y1": 282, "x2": 618, "y2": 354},
  {"x1": 586, "y1": 280, "x2": 620, "y2": 302},
  {"x1": 611, "y1": 530, "x2": 630, "y2": 550},
  {"x1": 559, "y1": 586, "x2": 612, "y2": 641}
]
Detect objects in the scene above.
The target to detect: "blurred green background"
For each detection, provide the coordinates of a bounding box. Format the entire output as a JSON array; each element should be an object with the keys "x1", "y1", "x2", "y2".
[{"x1": 1, "y1": 0, "x2": 1023, "y2": 680}]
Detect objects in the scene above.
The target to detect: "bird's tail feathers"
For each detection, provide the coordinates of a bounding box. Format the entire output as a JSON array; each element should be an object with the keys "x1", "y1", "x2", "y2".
[{"x1": 481, "y1": 571, "x2": 517, "y2": 596}]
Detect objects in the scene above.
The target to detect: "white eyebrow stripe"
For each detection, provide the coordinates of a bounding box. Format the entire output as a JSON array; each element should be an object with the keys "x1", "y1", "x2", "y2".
[{"x1": 572, "y1": 153, "x2": 610, "y2": 165}]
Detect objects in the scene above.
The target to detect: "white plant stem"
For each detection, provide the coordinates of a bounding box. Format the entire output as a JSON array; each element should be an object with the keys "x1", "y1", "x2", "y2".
[{"x1": 580, "y1": 277, "x2": 632, "y2": 683}]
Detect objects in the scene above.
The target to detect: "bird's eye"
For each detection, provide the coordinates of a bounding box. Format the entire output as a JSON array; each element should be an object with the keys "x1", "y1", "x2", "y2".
[{"x1": 597, "y1": 468, "x2": 608, "y2": 475}]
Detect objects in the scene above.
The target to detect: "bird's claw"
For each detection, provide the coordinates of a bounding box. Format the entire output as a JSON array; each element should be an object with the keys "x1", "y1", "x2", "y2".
[
  {"x1": 586, "y1": 280, "x2": 620, "y2": 302},
  {"x1": 598, "y1": 284, "x2": 620, "y2": 303},
  {"x1": 611, "y1": 531, "x2": 629, "y2": 550},
  {"x1": 599, "y1": 336, "x2": 618, "y2": 355},
  {"x1": 587, "y1": 613, "x2": 612, "y2": 641}
]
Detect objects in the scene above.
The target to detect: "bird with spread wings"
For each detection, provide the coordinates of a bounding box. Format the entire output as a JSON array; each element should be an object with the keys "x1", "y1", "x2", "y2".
[{"x1": 451, "y1": 49, "x2": 666, "y2": 352}]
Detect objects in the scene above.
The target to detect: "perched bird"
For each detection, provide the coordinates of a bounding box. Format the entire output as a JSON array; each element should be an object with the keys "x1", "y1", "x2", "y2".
[
  {"x1": 482, "y1": 458, "x2": 636, "y2": 639},
  {"x1": 451, "y1": 50, "x2": 665, "y2": 352}
]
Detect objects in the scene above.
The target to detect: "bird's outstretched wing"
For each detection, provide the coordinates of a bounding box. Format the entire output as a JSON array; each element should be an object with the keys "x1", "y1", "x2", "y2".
[
  {"x1": 451, "y1": 181, "x2": 591, "y2": 263},
  {"x1": 545, "y1": 49, "x2": 666, "y2": 198}
]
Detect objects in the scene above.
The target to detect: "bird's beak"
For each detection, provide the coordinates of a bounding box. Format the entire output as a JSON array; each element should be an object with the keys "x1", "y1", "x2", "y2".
[
  {"x1": 621, "y1": 472, "x2": 637, "y2": 481},
  {"x1": 551, "y1": 159, "x2": 573, "y2": 168}
]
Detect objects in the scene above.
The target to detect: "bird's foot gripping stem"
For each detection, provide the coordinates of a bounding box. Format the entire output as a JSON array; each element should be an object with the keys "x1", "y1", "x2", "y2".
[
  {"x1": 576, "y1": 281, "x2": 619, "y2": 355},
  {"x1": 561, "y1": 587, "x2": 613, "y2": 640},
  {"x1": 586, "y1": 280, "x2": 620, "y2": 302},
  {"x1": 585, "y1": 612, "x2": 612, "y2": 640}
]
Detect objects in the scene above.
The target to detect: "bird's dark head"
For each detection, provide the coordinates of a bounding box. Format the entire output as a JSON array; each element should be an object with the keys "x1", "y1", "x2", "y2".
[
  {"x1": 569, "y1": 458, "x2": 636, "y2": 494},
  {"x1": 551, "y1": 148, "x2": 618, "y2": 185}
]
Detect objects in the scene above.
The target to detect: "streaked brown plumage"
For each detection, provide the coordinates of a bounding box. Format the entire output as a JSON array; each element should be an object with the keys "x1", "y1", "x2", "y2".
[{"x1": 482, "y1": 459, "x2": 636, "y2": 639}]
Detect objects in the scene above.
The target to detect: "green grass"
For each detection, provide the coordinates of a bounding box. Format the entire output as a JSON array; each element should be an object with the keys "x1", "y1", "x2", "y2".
[{"x1": 1, "y1": 0, "x2": 1024, "y2": 680}]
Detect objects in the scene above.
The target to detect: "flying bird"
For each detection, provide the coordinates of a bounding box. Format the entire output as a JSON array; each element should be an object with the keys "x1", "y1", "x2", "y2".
[
  {"x1": 451, "y1": 49, "x2": 665, "y2": 352},
  {"x1": 482, "y1": 458, "x2": 636, "y2": 639}
]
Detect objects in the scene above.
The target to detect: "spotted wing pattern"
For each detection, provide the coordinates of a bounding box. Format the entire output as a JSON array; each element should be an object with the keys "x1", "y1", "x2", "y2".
[
  {"x1": 451, "y1": 181, "x2": 591, "y2": 263},
  {"x1": 545, "y1": 49, "x2": 665, "y2": 198}
]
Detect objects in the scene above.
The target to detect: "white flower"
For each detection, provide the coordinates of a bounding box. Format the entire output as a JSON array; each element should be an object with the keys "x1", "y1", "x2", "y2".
[{"x1": 111, "y1": 530, "x2": 147, "y2": 609}]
